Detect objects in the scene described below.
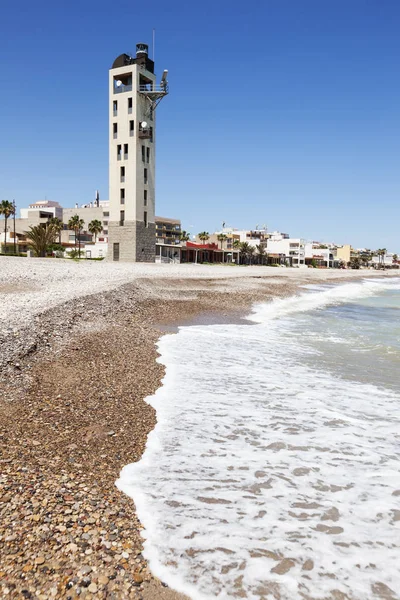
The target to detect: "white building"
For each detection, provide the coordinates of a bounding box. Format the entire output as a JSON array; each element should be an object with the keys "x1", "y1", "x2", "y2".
[
  {"x1": 20, "y1": 200, "x2": 63, "y2": 220},
  {"x1": 304, "y1": 243, "x2": 335, "y2": 268},
  {"x1": 107, "y1": 44, "x2": 168, "y2": 262},
  {"x1": 267, "y1": 235, "x2": 306, "y2": 267}
]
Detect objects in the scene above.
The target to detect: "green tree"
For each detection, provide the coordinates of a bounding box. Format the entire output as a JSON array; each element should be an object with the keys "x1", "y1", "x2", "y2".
[
  {"x1": 198, "y1": 231, "x2": 210, "y2": 244},
  {"x1": 217, "y1": 233, "x2": 227, "y2": 250},
  {"x1": 68, "y1": 215, "x2": 85, "y2": 249},
  {"x1": 48, "y1": 217, "x2": 63, "y2": 245},
  {"x1": 179, "y1": 230, "x2": 190, "y2": 243},
  {"x1": 247, "y1": 244, "x2": 256, "y2": 265},
  {"x1": 256, "y1": 244, "x2": 266, "y2": 265},
  {"x1": 88, "y1": 219, "x2": 103, "y2": 243},
  {"x1": 393, "y1": 254, "x2": 398, "y2": 263},
  {"x1": 350, "y1": 256, "x2": 361, "y2": 269},
  {"x1": 0, "y1": 200, "x2": 15, "y2": 253},
  {"x1": 239, "y1": 242, "x2": 251, "y2": 265},
  {"x1": 25, "y1": 224, "x2": 57, "y2": 257}
]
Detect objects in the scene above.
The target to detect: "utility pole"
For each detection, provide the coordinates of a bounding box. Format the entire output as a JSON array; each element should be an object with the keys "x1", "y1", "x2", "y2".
[{"x1": 13, "y1": 200, "x2": 16, "y2": 255}]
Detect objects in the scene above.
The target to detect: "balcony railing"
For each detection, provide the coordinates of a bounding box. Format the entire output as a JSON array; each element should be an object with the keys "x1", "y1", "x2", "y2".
[
  {"x1": 139, "y1": 127, "x2": 153, "y2": 140},
  {"x1": 139, "y1": 84, "x2": 168, "y2": 93},
  {"x1": 114, "y1": 84, "x2": 132, "y2": 94}
]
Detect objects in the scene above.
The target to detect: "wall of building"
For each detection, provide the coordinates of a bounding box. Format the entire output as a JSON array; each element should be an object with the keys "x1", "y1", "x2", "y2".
[
  {"x1": 335, "y1": 245, "x2": 351, "y2": 263},
  {"x1": 267, "y1": 238, "x2": 306, "y2": 266}
]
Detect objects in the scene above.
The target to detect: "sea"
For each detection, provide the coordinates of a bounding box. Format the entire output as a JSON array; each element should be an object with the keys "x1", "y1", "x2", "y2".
[{"x1": 117, "y1": 277, "x2": 400, "y2": 600}]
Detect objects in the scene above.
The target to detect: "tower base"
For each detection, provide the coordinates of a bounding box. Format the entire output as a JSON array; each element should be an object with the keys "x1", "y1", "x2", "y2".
[{"x1": 107, "y1": 220, "x2": 156, "y2": 262}]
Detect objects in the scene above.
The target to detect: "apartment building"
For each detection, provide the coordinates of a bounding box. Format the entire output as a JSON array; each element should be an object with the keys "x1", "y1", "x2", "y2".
[
  {"x1": 155, "y1": 216, "x2": 181, "y2": 245},
  {"x1": 155, "y1": 216, "x2": 181, "y2": 263},
  {"x1": 304, "y1": 243, "x2": 335, "y2": 267},
  {"x1": 267, "y1": 233, "x2": 306, "y2": 267}
]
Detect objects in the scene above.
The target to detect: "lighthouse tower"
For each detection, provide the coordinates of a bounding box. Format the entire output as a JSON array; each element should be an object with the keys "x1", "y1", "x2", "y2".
[{"x1": 107, "y1": 44, "x2": 168, "y2": 262}]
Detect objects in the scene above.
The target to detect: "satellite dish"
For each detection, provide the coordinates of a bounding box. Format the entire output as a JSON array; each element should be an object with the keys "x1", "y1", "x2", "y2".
[
  {"x1": 141, "y1": 121, "x2": 148, "y2": 129},
  {"x1": 116, "y1": 80, "x2": 122, "y2": 87}
]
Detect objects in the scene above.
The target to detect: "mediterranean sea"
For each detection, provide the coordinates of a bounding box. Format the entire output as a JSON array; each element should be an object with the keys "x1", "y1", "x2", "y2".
[{"x1": 118, "y1": 277, "x2": 400, "y2": 600}]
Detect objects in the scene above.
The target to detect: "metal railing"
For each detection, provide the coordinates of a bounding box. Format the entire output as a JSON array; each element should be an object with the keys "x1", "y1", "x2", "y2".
[
  {"x1": 114, "y1": 84, "x2": 133, "y2": 94},
  {"x1": 139, "y1": 84, "x2": 168, "y2": 93}
]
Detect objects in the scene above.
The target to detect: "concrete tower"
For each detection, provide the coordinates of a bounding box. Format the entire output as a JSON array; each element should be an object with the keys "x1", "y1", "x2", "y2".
[{"x1": 108, "y1": 44, "x2": 168, "y2": 262}]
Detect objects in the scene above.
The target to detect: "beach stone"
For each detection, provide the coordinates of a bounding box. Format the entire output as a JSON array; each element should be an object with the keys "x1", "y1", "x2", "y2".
[
  {"x1": 302, "y1": 559, "x2": 314, "y2": 571},
  {"x1": 35, "y1": 556, "x2": 45, "y2": 565},
  {"x1": 88, "y1": 582, "x2": 98, "y2": 593},
  {"x1": 79, "y1": 565, "x2": 92, "y2": 575},
  {"x1": 271, "y1": 559, "x2": 295, "y2": 575}
]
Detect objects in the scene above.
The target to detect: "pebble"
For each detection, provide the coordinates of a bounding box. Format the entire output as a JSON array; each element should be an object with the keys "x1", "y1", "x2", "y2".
[{"x1": 0, "y1": 261, "x2": 308, "y2": 600}]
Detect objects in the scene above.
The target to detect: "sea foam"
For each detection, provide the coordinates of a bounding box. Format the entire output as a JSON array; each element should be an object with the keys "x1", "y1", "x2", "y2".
[{"x1": 117, "y1": 278, "x2": 400, "y2": 600}]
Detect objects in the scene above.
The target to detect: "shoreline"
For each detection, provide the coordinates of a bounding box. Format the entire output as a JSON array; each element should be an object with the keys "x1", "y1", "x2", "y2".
[{"x1": 1, "y1": 261, "x2": 398, "y2": 599}]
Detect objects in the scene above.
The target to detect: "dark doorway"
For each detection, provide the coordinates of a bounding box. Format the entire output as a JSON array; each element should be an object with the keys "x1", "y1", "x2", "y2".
[{"x1": 113, "y1": 243, "x2": 120, "y2": 261}]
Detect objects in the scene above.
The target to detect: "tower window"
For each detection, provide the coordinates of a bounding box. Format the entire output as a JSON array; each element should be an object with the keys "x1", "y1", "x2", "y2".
[
  {"x1": 146, "y1": 147, "x2": 150, "y2": 163},
  {"x1": 117, "y1": 144, "x2": 122, "y2": 161},
  {"x1": 141, "y1": 145, "x2": 145, "y2": 163},
  {"x1": 120, "y1": 166, "x2": 125, "y2": 182},
  {"x1": 128, "y1": 97, "x2": 133, "y2": 114},
  {"x1": 124, "y1": 144, "x2": 128, "y2": 159},
  {"x1": 113, "y1": 100, "x2": 118, "y2": 116},
  {"x1": 113, "y1": 123, "x2": 118, "y2": 139},
  {"x1": 120, "y1": 210, "x2": 125, "y2": 226},
  {"x1": 144, "y1": 211, "x2": 148, "y2": 228},
  {"x1": 144, "y1": 190, "x2": 147, "y2": 206},
  {"x1": 120, "y1": 189, "x2": 125, "y2": 204},
  {"x1": 129, "y1": 120, "x2": 134, "y2": 136},
  {"x1": 144, "y1": 168, "x2": 148, "y2": 184}
]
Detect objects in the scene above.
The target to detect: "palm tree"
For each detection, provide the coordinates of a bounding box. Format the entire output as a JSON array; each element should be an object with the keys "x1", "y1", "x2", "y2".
[
  {"x1": 0, "y1": 200, "x2": 15, "y2": 253},
  {"x1": 257, "y1": 244, "x2": 267, "y2": 265},
  {"x1": 68, "y1": 215, "x2": 85, "y2": 250},
  {"x1": 393, "y1": 254, "x2": 398, "y2": 263},
  {"x1": 217, "y1": 233, "x2": 227, "y2": 250},
  {"x1": 88, "y1": 219, "x2": 103, "y2": 243},
  {"x1": 233, "y1": 239, "x2": 241, "y2": 264},
  {"x1": 48, "y1": 217, "x2": 63, "y2": 245},
  {"x1": 198, "y1": 231, "x2": 210, "y2": 244},
  {"x1": 25, "y1": 224, "x2": 57, "y2": 257},
  {"x1": 179, "y1": 230, "x2": 190, "y2": 243},
  {"x1": 247, "y1": 245, "x2": 256, "y2": 265},
  {"x1": 239, "y1": 242, "x2": 251, "y2": 265},
  {"x1": 381, "y1": 248, "x2": 387, "y2": 266}
]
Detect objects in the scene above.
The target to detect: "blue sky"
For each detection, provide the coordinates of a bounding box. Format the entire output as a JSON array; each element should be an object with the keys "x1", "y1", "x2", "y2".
[{"x1": 0, "y1": 0, "x2": 399, "y2": 250}]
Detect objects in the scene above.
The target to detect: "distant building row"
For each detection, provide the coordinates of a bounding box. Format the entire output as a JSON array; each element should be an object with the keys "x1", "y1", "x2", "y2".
[{"x1": 1, "y1": 200, "x2": 397, "y2": 268}]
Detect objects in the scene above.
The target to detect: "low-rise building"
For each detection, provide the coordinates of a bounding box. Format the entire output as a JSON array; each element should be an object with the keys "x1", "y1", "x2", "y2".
[
  {"x1": 181, "y1": 242, "x2": 223, "y2": 264},
  {"x1": 267, "y1": 235, "x2": 306, "y2": 267},
  {"x1": 304, "y1": 243, "x2": 336, "y2": 267}
]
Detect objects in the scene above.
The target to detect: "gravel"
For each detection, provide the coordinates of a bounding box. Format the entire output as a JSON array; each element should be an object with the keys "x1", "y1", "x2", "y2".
[{"x1": 0, "y1": 256, "x2": 397, "y2": 600}]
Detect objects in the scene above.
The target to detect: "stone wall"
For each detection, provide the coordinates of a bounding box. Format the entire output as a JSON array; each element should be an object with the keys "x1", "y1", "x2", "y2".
[
  {"x1": 107, "y1": 220, "x2": 155, "y2": 262},
  {"x1": 135, "y1": 222, "x2": 156, "y2": 263}
]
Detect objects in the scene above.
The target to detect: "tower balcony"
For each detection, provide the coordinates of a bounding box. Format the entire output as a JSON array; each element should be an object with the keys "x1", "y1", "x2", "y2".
[
  {"x1": 139, "y1": 84, "x2": 168, "y2": 94},
  {"x1": 139, "y1": 125, "x2": 153, "y2": 141},
  {"x1": 114, "y1": 83, "x2": 132, "y2": 94}
]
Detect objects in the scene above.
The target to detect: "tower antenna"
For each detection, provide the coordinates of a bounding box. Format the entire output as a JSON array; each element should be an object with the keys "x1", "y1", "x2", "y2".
[{"x1": 152, "y1": 29, "x2": 155, "y2": 62}]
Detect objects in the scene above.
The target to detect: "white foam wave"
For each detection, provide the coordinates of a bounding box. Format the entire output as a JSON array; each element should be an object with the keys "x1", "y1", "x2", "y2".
[
  {"x1": 117, "y1": 279, "x2": 400, "y2": 600},
  {"x1": 248, "y1": 278, "x2": 400, "y2": 324}
]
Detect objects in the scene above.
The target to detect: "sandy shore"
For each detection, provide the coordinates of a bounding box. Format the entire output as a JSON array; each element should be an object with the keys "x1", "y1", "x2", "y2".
[{"x1": 0, "y1": 258, "x2": 398, "y2": 600}]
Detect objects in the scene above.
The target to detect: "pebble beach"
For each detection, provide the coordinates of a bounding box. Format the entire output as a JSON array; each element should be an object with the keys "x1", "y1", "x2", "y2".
[{"x1": 0, "y1": 257, "x2": 397, "y2": 600}]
